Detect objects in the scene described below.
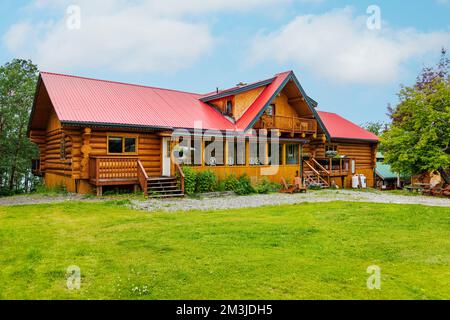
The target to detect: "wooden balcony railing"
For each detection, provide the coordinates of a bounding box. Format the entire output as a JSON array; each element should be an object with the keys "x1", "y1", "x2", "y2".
[
  {"x1": 89, "y1": 156, "x2": 139, "y2": 184},
  {"x1": 314, "y1": 157, "x2": 350, "y2": 176},
  {"x1": 254, "y1": 114, "x2": 317, "y2": 134}
]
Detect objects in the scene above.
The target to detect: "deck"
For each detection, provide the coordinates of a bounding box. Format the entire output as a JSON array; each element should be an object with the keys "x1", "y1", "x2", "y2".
[{"x1": 89, "y1": 156, "x2": 184, "y2": 197}]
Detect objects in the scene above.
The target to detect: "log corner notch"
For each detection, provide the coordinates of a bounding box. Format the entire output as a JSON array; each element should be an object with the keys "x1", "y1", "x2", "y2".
[{"x1": 80, "y1": 127, "x2": 92, "y2": 179}]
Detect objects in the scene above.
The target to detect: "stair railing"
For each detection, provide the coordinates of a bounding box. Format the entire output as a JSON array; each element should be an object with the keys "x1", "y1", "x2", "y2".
[
  {"x1": 311, "y1": 158, "x2": 330, "y2": 175},
  {"x1": 175, "y1": 163, "x2": 185, "y2": 194},
  {"x1": 137, "y1": 159, "x2": 149, "y2": 196},
  {"x1": 304, "y1": 161, "x2": 329, "y2": 186}
]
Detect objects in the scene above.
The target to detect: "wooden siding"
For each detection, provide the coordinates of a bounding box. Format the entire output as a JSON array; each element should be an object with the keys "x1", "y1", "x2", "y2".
[
  {"x1": 234, "y1": 87, "x2": 265, "y2": 119},
  {"x1": 67, "y1": 129, "x2": 162, "y2": 178},
  {"x1": 209, "y1": 86, "x2": 265, "y2": 120}
]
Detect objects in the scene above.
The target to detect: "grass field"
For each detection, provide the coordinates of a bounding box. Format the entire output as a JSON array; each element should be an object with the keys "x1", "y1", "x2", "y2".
[{"x1": 0, "y1": 200, "x2": 448, "y2": 300}]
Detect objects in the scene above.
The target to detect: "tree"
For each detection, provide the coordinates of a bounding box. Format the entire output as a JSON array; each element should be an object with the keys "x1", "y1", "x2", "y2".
[
  {"x1": 0, "y1": 59, "x2": 39, "y2": 195},
  {"x1": 381, "y1": 49, "x2": 450, "y2": 181},
  {"x1": 361, "y1": 121, "x2": 388, "y2": 136}
]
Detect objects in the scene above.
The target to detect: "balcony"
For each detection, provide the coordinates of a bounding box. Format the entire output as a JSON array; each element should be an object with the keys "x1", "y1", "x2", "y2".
[{"x1": 254, "y1": 114, "x2": 317, "y2": 135}]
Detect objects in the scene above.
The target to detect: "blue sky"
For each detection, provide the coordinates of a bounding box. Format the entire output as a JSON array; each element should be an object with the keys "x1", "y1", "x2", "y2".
[{"x1": 1, "y1": 0, "x2": 449, "y2": 125}]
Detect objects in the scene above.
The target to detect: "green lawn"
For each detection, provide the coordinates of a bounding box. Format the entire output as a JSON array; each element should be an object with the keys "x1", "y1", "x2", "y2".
[{"x1": 0, "y1": 201, "x2": 448, "y2": 300}]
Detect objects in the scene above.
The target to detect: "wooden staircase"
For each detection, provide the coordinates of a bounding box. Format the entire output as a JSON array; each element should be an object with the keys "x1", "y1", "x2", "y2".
[
  {"x1": 303, "y1": 159, "x2": 330, "y2": 188},
  {"x1": 147, "y1": 177, "x2": 185, "y2": 198}
]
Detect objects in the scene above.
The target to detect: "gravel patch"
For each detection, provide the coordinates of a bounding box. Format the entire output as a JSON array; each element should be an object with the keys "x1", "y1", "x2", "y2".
[
  {"x1": 131, "y1": 189, "x2": 450, "y2": 212},
  {"x1": 1, "y1": 190, "x2": 449, "y2": 210}
]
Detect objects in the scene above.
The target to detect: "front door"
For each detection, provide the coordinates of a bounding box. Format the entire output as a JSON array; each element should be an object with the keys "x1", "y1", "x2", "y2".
[{"x1": 162, "y1": 137, "x2": 171, "y2": 177}]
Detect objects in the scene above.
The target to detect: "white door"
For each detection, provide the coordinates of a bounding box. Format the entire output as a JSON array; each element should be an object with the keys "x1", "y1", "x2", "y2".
[{"x1": 162, "y1": 138, "x2": 171, "y2": 177}]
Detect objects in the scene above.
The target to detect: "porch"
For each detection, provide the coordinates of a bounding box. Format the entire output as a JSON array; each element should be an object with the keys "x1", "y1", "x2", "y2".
[
  {"x1": 303, "y1": 157, "x2": 351, "y2": 187},
  {"x1": 88, "y1": 156, "x2": 184, "y2": 197}
]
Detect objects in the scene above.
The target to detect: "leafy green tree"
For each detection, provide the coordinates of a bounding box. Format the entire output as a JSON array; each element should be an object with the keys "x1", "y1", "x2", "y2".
[
  {"x1": 381, "y1": 49, "x2": 450, "y2": 181},
  {"x1": 0, "y1": 59, "x2": 39, "y2": 194},
  {"x1": 361, "y1": 121, "x2": 388, "y2": 136}
]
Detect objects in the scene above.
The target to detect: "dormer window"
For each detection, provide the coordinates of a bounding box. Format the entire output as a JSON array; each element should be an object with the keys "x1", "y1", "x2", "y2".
[
  {"x1": 266, "y1": 104, "x2": 275, "y2": 116},
  {"x1": 226, "y1": 100, "x2": 233, "y2": 116}
]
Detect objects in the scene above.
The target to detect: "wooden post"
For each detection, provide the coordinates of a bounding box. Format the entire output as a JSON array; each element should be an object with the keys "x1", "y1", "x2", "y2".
[
  {"x1": 282, "y1": 144, "x2": 286, "y2": 166},
  {"x1": 245, "y1": 140, "x2": 250, "y2": 167},
  {"x1": 201, "y1": 139, "x2": 205, "y2": 167},
  {"x1": 224, "y1": 140, "x2": 229, "y2": 166},
  {"x1": 265, "y1": 142, "x2": 269, "y2": 165}
]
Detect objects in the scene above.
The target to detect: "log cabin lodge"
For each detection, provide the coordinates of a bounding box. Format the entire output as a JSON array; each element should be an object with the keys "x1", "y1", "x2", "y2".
[{"x1": 28, "y1": 71, "x2": 379, "y2": 197}]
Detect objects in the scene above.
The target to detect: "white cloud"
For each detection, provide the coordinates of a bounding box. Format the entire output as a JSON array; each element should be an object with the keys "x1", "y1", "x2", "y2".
[
  {"x1": 4, "y1": 0, "x2": 288, "y2": 73},
  {"x1": 249, "y1": 8, "x2": 450, "y2": 84}
]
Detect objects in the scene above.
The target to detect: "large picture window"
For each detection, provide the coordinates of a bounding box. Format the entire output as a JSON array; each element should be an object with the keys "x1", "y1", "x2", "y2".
[{"x1": 108, "y1": 135, "x2": 138, "y2": 154}]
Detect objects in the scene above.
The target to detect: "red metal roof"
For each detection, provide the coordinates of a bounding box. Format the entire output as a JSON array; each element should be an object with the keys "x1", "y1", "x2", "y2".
[
  {"x1": 34, "y1": 71, "x2": 378, "y2": 143},
  {"x1": 40, "y1": 72, "x2": 235, "y2": 131},
  {"x1": 317, "y1": 111, "x2": 379, "y2": 142}
]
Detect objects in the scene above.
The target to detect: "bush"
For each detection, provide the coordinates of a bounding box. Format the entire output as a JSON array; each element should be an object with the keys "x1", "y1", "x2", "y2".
[
  {"x1": 234, "y1": 174, "x2": 255, "y2": 195},
  {"x1": 181, "y1": 166, "x2": 197, "y2": 195},
  {"x1": 255, "y1": 178, "x2": 280, "y2": 194},
  {"x1": 223, "y1": 174, "x2": 239, "y2": 192},
  {"x1": 214, "y1": 180, "x2": 226, "y2": 192},
  {"x1": 196, "y1": 170, "x2": 217, "y2": 193}
]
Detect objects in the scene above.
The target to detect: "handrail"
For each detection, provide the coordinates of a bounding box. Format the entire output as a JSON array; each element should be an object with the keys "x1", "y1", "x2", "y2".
[
  {"x1": 258, "y1": 114, "x2": 317, "y2": 133},
  {"x1": 137, "y1": 159, "x2": 149, "y2": 196},
  {"x1": 304, "y1": 161, "x2": 329, "y2": 186},
  {"x1": 175, "y1": 163, "x2": 185, "y2": 194},
  {"x1": 311, "y1": 158, "x2": 330, "y2": 175},
  {"x1": 90, "y1": 156, "x2": 138, "y2": 159},
  {"x1": 304, "y1": 160, "x2": 321, "y2": 176}
]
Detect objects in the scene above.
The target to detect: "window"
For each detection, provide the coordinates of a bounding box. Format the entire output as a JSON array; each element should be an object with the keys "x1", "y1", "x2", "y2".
[
  {"x1": 227, "y1": 139, "x2": 246, "y2": 166},
  {"x1": 108, "y1": 135, "x2": 138, "y2": 154},
  {"x1": 325, "y1": 144, "x2": 338, "y2": 152},
  {"x1": 165, "y1": 140, "x2": 171, "y2": 158},
  {"x1": 205, "y1": 138, "x2": 225, "y2": 166},
  {"x1": 285, "y1": 144, "x2": 299, "y2": 165},
  {"x1": 249, "y1": 140, "x2": 267, "y2": 166},
  {"x1": 265, "y1": 104, "x2": 275, "y2": 116},
  {"x1": 190, "y1": 138, "x2": 202, "y2": 166},
  {"x1": 226, "y1": 100, "x2": 233, "y2": 116},
  {"x1": 268, "y1": 142, "x2": 282, "y2": 165},
  {"x1": 125, "y1": 137, "x2": 136, "y2": 153}
]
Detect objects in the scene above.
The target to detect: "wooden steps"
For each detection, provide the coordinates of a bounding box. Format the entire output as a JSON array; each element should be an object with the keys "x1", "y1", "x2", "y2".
[{"x1": 147, "y1": 176, "x2": 184, "y2": 198}]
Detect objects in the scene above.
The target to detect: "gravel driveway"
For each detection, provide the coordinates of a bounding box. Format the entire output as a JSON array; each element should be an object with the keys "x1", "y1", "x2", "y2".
[
  {"x1": 131, "y1": 189, "x2": 450, "y2": 212},
  {"x1": 1, "y1": 189, "x2": 449, "y2": 210}
]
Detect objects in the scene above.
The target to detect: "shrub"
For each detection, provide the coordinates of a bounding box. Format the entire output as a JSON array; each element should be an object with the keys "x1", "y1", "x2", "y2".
[
  {"x1": 223, "y1": 174, "x2": 239, "y2": 192},
  {"x1": 234, "y1": 174, "x2": 255, "y2": 195},
  {"x1": 181, "y1": 166, "x2": 197, "y2": 195},
  {"x1": 196, "y1": 170, "x2": 217, "y2": 193},
  {"x1": 255, "y1": 178, "x2": 280, "y2": 194},
  {"x1": 214, "y1": 180, "x2": 226, "y2": 192}
]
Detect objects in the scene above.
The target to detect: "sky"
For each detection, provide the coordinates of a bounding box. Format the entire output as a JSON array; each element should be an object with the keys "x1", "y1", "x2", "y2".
[{"x1": 1, "y1": 0, "x2": 449, "y2": 125}]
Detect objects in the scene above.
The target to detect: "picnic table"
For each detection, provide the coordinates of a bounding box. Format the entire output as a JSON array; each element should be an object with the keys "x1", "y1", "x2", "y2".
[{"x1": 404, "y1": 183, "x2": 431, "y2": 193}]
